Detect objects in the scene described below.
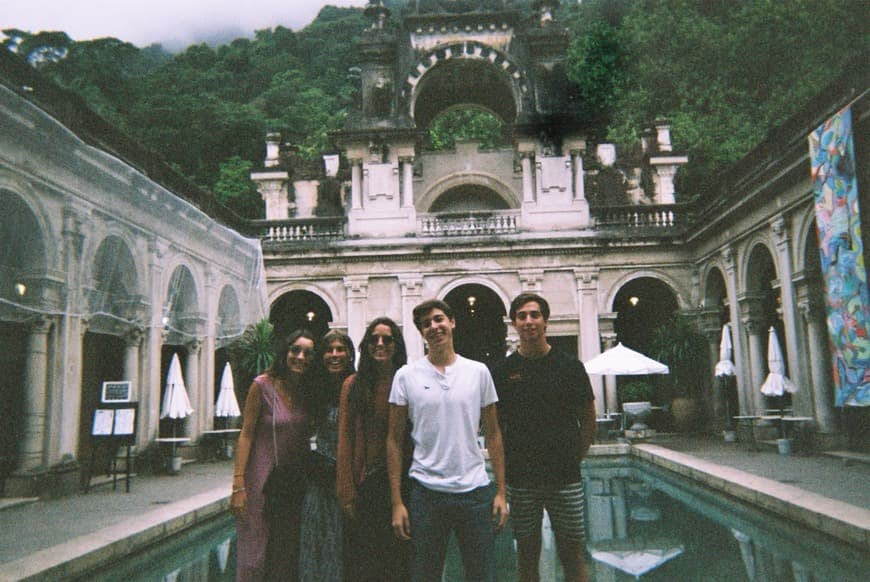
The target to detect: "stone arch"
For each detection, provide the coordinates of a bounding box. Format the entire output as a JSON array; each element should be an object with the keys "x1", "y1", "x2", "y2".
[
  {"x1": 744, "y1": 241, "x2": 779, "y2": 295},
  {"x1": 417, "y1": 171, "x2": 520, "y2": 212},
  {"x1": 0, "y1": 187, "x2": 50, "y2": 309},
  {"x1": 438, "y1": 277, "x2": 509, "y2": 367},
  {"x1": 795, "y1": 207, "x2": 822, "y2": 275},
  {"x1": 437, "y1": 275, "x2": 511, "y2": 314},
  {"x1": 267, "y1": 282, "x2": 341, "y2": 321},
  {"x1": 163, "y1": 263, "x2": 203, "y2": 343},
  {"x1": 610, "y1": 275, "x2": 681, "y2": 353},
  {"x1": 0, "y1": 175, "x2": 55, "y2": 271},
  {"x1": 702, "y1": 264, "x2": 729, "y2": 319},
  {"x1": 216, "y1": 285, "x2": 243, "y2": 344},
  {"x1": 86, "y1": 234, "x2": 141, "y2": 332},
  {"x1": 269, "y1": 287, "x2": 337, "y2": 343},
  {"x1": 604, "y1": 270, "x2": 690, "y2": 314},
  {"x1": 404, "y1": 41, "x2": 528, "y2": 128}
]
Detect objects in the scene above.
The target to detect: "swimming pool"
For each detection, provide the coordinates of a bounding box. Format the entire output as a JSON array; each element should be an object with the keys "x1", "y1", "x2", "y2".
[{"x1": 85, "y1": 453, "x2": 869, "y2": 581}]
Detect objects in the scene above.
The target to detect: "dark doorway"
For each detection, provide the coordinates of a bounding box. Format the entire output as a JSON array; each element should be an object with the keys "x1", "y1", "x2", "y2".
[
  {"x1": 0, "y1": 322, "x2": 26, "y2": 486},
  {"x1": 269, "y1": 291, "x2": 333, "y2": 348},
  {"x1": 444, "y1": 284, "x2": 506, "y2": 370},
  {"x1": 79, "y1": 332, "x2": 125, "y2": 470},
  {"x1": 613, "y1": 277, "x2": 679, "y2": 354}
]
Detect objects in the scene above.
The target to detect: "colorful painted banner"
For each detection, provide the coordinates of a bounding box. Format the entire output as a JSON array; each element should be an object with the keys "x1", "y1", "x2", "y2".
[{"x1": 808, "y1": 106, "x2": 870, "y2": 406}]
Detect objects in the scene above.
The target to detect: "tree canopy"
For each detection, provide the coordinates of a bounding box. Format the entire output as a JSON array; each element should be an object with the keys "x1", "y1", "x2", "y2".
[{"x1": 3, "y1": 0, "x2": 866, "y2": 214}]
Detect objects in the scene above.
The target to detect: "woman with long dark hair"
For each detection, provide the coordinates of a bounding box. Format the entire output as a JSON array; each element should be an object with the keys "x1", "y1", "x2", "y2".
[
  {"x1": 299, "y1": 329, "x2": 356, "y2": 582},
  {"x1": 337, "y1": 317, "x2": 412, "y2": 581},
  {"x1": 231, "y1": 329, "x2": 317, "y2": 581}
]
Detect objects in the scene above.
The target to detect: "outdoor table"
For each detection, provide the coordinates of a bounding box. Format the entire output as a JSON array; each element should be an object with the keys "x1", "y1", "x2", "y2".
[
  {"x1": 781, "y1": 417, "x2": 815, "y2": 452},
  {"x1": 155, "y1": 437, "x2": 190, "y2": 473},
  {"x1": 595, "y1": 417, "x2": 617, "y2": 443},
  {"x1": 733, "y1": 416, "x2": 760, "y2": 450},
  {"x1": 755, "y1": 415, "x2": 785, "y2": 439},
  {"x1": 201, "y1": 429, "x2": 241, "y2": 459}
]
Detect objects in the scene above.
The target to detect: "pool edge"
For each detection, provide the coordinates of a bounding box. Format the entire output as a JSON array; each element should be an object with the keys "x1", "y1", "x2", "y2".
[{"x1": 0, "y1": 487, "x2": 230, "y2": 582}]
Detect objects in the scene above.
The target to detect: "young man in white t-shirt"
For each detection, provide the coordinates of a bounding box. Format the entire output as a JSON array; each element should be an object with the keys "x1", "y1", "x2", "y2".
[{"x1": 387, "y1": 298, "x2": 508, "y2": 582}]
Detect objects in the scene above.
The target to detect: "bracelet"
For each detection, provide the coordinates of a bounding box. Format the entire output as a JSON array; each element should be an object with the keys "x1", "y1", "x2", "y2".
[{"x1": 232, "y1": 487, "x2": 245, "y2": 494}]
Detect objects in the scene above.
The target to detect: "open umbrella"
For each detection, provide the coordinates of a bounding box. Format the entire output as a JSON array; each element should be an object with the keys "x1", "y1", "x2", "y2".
[
  {"x1": 714, "y1": 323, "x2": 735, "y2": 377},
  {"x1": 585, "y1": 343, "x2": 669, "y2": 428},
  {"x1": 589, "y1": 537, "x2": 685, "y2": 579},
  {"x1": 215, "y1": 362, "x2": 241, "y2": 420},
  {"x1": 160, "y1": 353, "x2": 193, "y2": 462},
  {"x1": 584, "y1": 343, "x2": 669, "y2": 376},
  {"x1": 760, "y1": 327, "x2": 798, "y2": 397}
]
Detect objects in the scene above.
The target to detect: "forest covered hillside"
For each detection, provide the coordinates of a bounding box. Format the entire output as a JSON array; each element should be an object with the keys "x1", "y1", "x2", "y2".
[{"x1": 2, "y1": 0, "x2": 866, "y2": 218}]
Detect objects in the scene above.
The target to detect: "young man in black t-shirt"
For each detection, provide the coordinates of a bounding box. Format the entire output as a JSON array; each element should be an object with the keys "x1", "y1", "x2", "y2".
[{"x1": 493, "y1": 293, "x2": 596, "y2": 582}]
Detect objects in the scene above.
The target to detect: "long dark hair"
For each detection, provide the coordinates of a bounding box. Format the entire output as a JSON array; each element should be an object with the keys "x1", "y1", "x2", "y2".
[
  {"x1": 312, "y1": 329, "x2": 356, "y2": 414},
  {"x1": 268, "y1": 328, "x2": 317, "y2": 410},
  {"x1": 347, "y1": 317, "x2": 407, "y2": 415}
]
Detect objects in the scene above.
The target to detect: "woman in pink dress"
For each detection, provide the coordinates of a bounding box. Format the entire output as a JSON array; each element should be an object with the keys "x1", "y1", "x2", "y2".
[{"x1": 231, "y1": 329, "x2": 317, "y2": 581}]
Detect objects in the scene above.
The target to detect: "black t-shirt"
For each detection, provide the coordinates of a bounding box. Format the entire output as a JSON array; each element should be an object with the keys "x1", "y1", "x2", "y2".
[{"x1": 492, "y1": 348, "x2": 595, "y2": 487}]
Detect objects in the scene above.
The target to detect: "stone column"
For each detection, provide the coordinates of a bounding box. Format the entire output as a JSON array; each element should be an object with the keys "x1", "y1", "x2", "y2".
[
  {"x1": 601, "y1": 330, "x2": 618, "y2": 415},
  {"x1": 19, "y1": 317, "x2": 53, "y2": 471},
  {"x1": 799, "y1": 298, "x2": 836, "y2": 433},
  {"x1": 350, "y1": 159, "x2": 363, "y2": 210},
  {"x1": 701, "y1": 312, "x2": 727, "y2": 431},
  {"x1": 570, "y1": 149, "x2": 586, "y2": 202},
  {"x1": 741, "y1": 306, "x2": 768, "y2": 416},
  {"x1": 185, "y1": 341, "x2": 202, "y2": 438},
  {"x1": 400, "y1": 156, "x2": 414, "y2": 208},
  {"x1": 520, "y1": 153, "x2": 534, "y2": 203},
  {"x1": 722, "y1": 247, "x2": 750, "y2": 413},
  {"x1": 771, "y1": 216, "x2": 810, "y2": 413},
  {"x1": 344, "y1": 276, "x2": 369, "y2": 355},
  {"x1": 575, "y1": 269, "x2": 603, "y2": 408},
  {"x1": 399, "y1": 275, "x2": 424, "y2": 361},
  {"x1": 124, "y1": 327, "x2": 144, "y2": 401}
]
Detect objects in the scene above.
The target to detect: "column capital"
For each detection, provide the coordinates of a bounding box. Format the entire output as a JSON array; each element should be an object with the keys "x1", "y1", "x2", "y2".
[
  {"x1": 770, "y1": 214, "x2": 790, "y2": 244},
  {"x1": 398, "y1": 275, "x2": 423, "y2": 296},
  {"x1": 574, "y1": 268, "x2": 599, "y2": 290},
  {"x1": 398, "y1": 155, "x2": 415, "y2": 164},
  {"x1": 519, "y1": 269, "x2": 544, "y2": 292},
  {"x1": 721, "y1": 245, "x2": 735, "y2": 272},
  {"x1": 186, "y1": 339, "x2": 202, "y2": 354},
  {"x1": 124, "y1": 326, "x2": 145, "y2": 347},
  {"x1": 28, "y1": 315, "x2": 54, "y2": 335},
  {"x1": 344, "y1": 276, "x2": 370, "y2": 298}
]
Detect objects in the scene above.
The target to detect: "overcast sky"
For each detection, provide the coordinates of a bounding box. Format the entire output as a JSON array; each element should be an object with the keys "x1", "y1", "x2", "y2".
[{"x1": 1, "y1": 0, "x2": 368, "y2": 51}]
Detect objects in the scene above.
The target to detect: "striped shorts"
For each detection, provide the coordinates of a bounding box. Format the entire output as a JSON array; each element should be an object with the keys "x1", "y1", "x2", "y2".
[{"x1": 508, "y1": 481, "x2": 586, "y2": 542}]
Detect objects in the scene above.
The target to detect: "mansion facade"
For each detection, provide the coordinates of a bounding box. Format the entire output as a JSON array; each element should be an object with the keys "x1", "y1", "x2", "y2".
[{"x1": 0, "y1": 2, "x2": 866, "y2": 496}]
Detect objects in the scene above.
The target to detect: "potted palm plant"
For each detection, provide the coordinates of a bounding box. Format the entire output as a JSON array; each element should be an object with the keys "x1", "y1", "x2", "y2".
[{"x1": 649, "y1": 316, "x2": 709, "y2": 432}]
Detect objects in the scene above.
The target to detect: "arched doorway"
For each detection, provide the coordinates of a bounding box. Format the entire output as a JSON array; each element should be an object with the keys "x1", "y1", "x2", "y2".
[
  {"x1": 0, "y1": 189, "x2": 46, "y2": 481},
  {"x1": 270, "y1": 290, "x2": 333, "y2": 346},
  {"x1": 746, "y1": 244, "x2": 788, "y2": 412},
  {"x1": 613, "y1": 277, "x2": 679, "y2": 353},
  {"x1": 443, "y1": 283, "x2": 506, "y2": 369}
]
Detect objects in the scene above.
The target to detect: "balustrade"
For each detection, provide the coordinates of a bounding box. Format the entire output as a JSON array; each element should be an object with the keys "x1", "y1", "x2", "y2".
[
  {"x1": 592, "y1": 204, "x2": 687, "y2": 230},
  {"x1": 418, "y1": 211, "x2": 520, "y2": 236}
]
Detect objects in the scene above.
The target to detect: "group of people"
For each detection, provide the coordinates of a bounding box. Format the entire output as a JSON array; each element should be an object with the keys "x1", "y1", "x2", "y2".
[{"x1": 230, "y1": 293, "x2": 597, "y2": 582}]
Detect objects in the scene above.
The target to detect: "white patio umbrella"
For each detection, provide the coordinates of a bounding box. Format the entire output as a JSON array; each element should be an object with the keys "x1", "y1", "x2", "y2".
[
  {"x1": 714, "y1": 323, "x2": 735, "y2": 377},
  {"x1": 161, "y1": 353, "x2": 194, "y2": 419},
  {"x1": 589, "y1": 537, "x2": 684, "y2": 579},
  {"x1": 584, "y1": 343, "x2": 669, "y2": 376},
  {"x1": 160, "y1": 353, "x2": 193, "y2": 461},
  {"x1": 215, "y1": 362, "x2": 241, "y2": 419},
  {"x1": 760, "y1": 327, "x2": 798, "y2": 397}
]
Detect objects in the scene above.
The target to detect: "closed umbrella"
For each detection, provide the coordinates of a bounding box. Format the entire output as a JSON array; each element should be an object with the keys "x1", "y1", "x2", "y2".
[
  {"x1": 215, "y1": 362, "x2": 241, "y2": 419},
  {"x1": 160, "y1": 353, "x2": 193, "y2": 464},
  {"x1": 760, "y1": 327, "x2": 797, "y2": 397},
  {"x1": 714, "y1": 323, "x2": 737, "y2": 436},
  {"x1": 584, "y1": 343, "x2": 669, "y2": 376},
  {"x1": 714, "y1": 323, "x2": 735, "y2": 377},
  {"x1": 161, "y1": 353, "x2": 194, "y2": 419}
]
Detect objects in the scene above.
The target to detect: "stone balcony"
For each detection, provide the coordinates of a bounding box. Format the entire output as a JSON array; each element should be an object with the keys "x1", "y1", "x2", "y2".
[{"x1": 255, "y1": 204, "x2": 690, "y2": 244}]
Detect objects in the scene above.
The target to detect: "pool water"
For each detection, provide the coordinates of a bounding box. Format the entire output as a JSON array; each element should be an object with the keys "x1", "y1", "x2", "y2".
[{"x1": 86, "y1": 457, "x2": 869, "y2": 581}]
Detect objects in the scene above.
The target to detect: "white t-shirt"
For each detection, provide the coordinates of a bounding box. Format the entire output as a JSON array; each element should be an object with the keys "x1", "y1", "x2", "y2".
[{"x1": 390, "y1": 354, "x2": 498, "y2": 493}]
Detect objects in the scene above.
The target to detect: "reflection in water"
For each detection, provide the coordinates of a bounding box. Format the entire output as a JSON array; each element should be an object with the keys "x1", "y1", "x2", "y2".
[{"x1": 93, "y1": 458, "x2": 869, "y2": 581}]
